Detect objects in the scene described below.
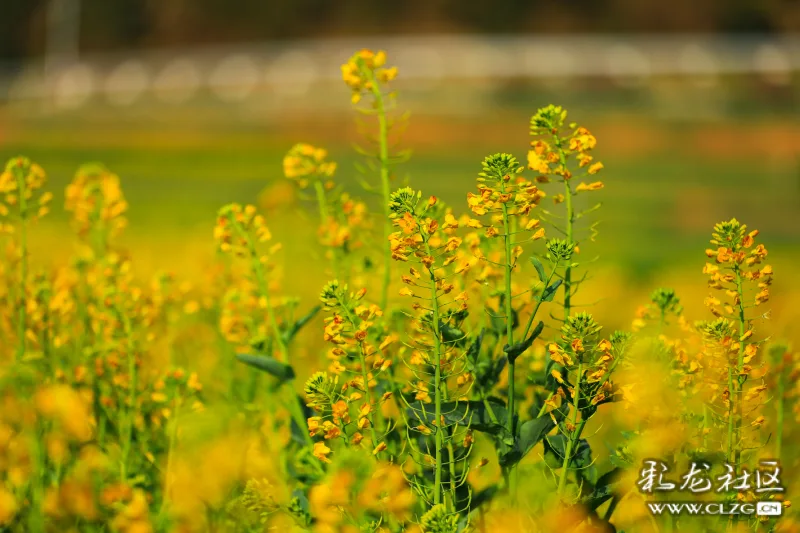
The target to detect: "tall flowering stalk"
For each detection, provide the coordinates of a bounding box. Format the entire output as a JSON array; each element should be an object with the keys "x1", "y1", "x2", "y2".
[
  {"x1": 547, "y1": 315, "x2": 627, "y2": 499},
  {"x1": 303, "y1": 366, "x2": 392, "y2": 466},
  {"x1": 64, "y1": 164, "x2": 132, "y2": 450},
  {"x1": 700, "y1": 219, "x2": 772, "y2": 468},
  {"x1": 214, "y1": 203, "x2": 314, "y2": 450},
  {"x1": 282, "y1": 143, "x2": 345, "y2": 281},
  {"x1": 767, "y1": 343, "x2": 794, "y2": 461},
  {"x1": 528, "y1": 105, "x2": 604, "y2": 322},
  {"x1": 0, "y1": 157, "x2": 50, "y2": 530},
  {"x1": 389, "y1": 188, "x2": 473, "y2": 515},
  {"x1": 317, "y1": 280, "x2": 393, "y2": 456},
  {"x1": 342, "y1": 49, "x2": 404, "y2": 311},
  {"x1": 215, "y1": 204, "x2": 287, "y2": 360},
  {"x1": 64, "y1": 163, "x2": 128, "y2": 359},
  {"x1": 65, "y1": 163, "x2": 128, "y2": 260},
  {"x1": 466, "y1": 153, "x2": 548, "y2": 488},
  {"x1": 628, "y1": 289, "x2": 702, "y2": 449},
  {"x1": 622, "y1": 289, "x2": 692, "y2": 533},
  {"x1": 83, "y1": 248, "x2": 147, "y2": 482},
  {"x1": 526, "y1": 107, "x2": 606, "y2": 484},
  {"x1": 0, "y1": 157, "x2": 51, "y2": 361},
  {"x1": 629, "y1": 287, "x2": 692, "y2": 401}
]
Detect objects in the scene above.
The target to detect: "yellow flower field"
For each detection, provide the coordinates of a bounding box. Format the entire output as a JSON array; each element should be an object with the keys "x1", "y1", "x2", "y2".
[{"x1": 0, "y1": 48, "x2": 798, "y2": 533}]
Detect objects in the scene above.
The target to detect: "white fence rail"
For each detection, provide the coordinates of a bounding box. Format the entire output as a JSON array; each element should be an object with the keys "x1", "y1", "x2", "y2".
[{"x1": 2, "y1": 34, "x2": 798, "y2": 109}]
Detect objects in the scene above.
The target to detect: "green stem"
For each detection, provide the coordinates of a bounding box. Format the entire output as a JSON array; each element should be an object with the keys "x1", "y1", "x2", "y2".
[
  {"x1": 440, "y1": 383, "x2": 458, "y2": 512},
  {"x1": 537, "y1": 393, "x2": 554, "y2": 417},
  {"x1": 83, "y1": 258, "x2": 109, "y2": 450},
  {"x1": 159, "y1": 397, "x2": 181, "y2": 518},
  {"x1": 94, "y1": 373, "x2": 106, "y2": 450},
  {"x1": 357, "y1": 342, "x2": 380, "y2": 451},
  {"x1": 120, "y1": 314, "x2": 136, "y2": 482},
  {"x1": 230, "y1": 217, "x2": 288, "y2": 361},
  {"x1": 338, "y1": 303, "x2": 380, "y2": 449},
  {"x1": 255, "y1": 261, "x2": 287, "y2": 361},
  {"x1": 732, "y1": 267, "x2": 747, "y2": 468},
  {"x1": 552, "y1": 135, "x2": 574, "y2": 321},
  {"x1": 522, "y1": 259, "x2": 561, "y2": 340},
  {"x1": 446, "y1": 441, "x2": 458, "y2": 513},
  {"x1": 603, "y1": 495, "x2": 619, "y2": 522},
  {"x1": 15, "y1": 170, "x2": 28, "y2": 362},
  {"x1": 285, "y1": 382, "x2": 315, "y2": 449},
  {"x1": 313, "y1": 180, "x2": 341, "y2": 281},
  {"x1": 557, "y1": 362, "x2": 584, "y2": 497},
  {"x1": 481, "y1": 396, "x2": 500, "y2": 426},
  {"x1": 499, "y1": 191, "x2": 520, "y2": 496},
  {"x1": 228, "y1": 217, "x2": 317, "y2": 454},
  {"x1": 726, "y1": 367, "x2": 735, "y2": 464},
  {"x1": 41, "y1": 297, "x2": 50, "y2": 364},
  {"x1": 91, "y1": 210, "x2": 107, "y2": 259},
  {"x1": 365, "y1": 71, "x2": 392, "y2": 312},
  {"x1": 424, "y1": 240, "x2": 444, "y2": 506},
  {"x1": 28, "y1": 420, "x2": 45, "y2": 532},
  {"x1": 562, "y1": 191, "x2": 573, "y2": 320}
]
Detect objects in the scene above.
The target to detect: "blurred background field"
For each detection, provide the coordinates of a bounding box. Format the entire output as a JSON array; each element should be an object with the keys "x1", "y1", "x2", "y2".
[
  {"x1": 0, "y1": 0, "x2": 800, "y2": 283},
  {"x1": 0, "y1": 3, "x2": 799, "y2": 531},
  {"x1": 0, "y1": 35, "x2": 800, "y2": 336},
  {"x1": 1, "y1": 2, "x2": 799, "y2": 342}
]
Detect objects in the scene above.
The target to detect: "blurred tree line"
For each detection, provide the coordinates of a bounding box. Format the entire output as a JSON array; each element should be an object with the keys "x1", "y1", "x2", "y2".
[{"x1": 1, "y1": 0, "x2": 798, "y2": 60}]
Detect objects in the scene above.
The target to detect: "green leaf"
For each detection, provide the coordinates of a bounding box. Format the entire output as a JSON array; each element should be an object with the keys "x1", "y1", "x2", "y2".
[
  {"x1": 578, "y1": 467, "x2": 626, "y2": 511},
  {"x1": 236, "y1": 354, "x2": 296, "y2": 382},
  {"x1": 466, "y1": 330, "x2": 484, "y2": 361},
  {"x1": 407, "y1": 399, "x2": 509, "y2": 439},
  {"x1": 289, "y1": 395, "x2": 314, "y2": 446},
  {"x1": 530, "y1": 256, "x2": 547, "y2": 283},
  {"x1": 503, "y1": 320, "x2": 545, "y2": 364},
  {"x1": 539, "y1": 279, "x2": 563, "y2": 303},
  {"x1": 438, "y1": 320, "x2": 467, "y2": 346},
  {"x1": 482, "y1": 357, "x2": 507, "y2": 392},
  {"x1": 487, "y1": 296, "x2": 519, "y2": 336},
  {"x1": 543, "y1": 435, "x2": 593, "y2": 470},
  {"x1": 282, "y1": 306, "x2": 321, "y2": 345},
  {"x1": 686, "y1": 450, "x2": 726, "y2": 466},
  {"x1": 467, "y1": 330, "x2": 506, "y2": 392},
  {"x1": 499, "y1": 406, "x2": 567, "y2": 467},
  {"x1": 608, "y1": 453, "x2": 632, "y2": 469},
  {"x1": 288, "y1": 489, "x2": 312, "y2": 525}
]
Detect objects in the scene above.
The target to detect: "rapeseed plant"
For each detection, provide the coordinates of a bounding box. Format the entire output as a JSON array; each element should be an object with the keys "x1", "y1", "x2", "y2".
[
  {"x1": 469, "y1": 153, "x2": 547, "y2": 444},
  {"x1": 388, "y1": 188, "x2": 473, "y2": 516},
  {"x1": 528, "y1": 105, "x2": 604, "y2": 322},
  {"x1": 213, "y1": 202, "x2": 319, "y2": 455},
  {"x1": 767, "y1": 342, "x2": 796, "y2": 462},
  {"x1": 281, "y1": 143, "x2": 372, "y2": 286},
  {"x1": 316, "y1": 280, "x2": 392, "y2": 454},
  {"x1": 0, "y1": 49, "x2": 796, "y2": 533},
  {"x1": 0, "y1": 157, "x2": 51, "y2": 362},
  {"x1": 700, "y1": 219, "x2": 772, "y2": 469},
  {"x1": 342, "y1": 49, "x2": 405, "y2": 311}
]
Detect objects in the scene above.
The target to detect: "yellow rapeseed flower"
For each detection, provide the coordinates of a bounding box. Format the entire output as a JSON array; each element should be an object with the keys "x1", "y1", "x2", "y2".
[
  {"x1": 313, "y1": 441, "x2": 332, "y2": 463},
  {"x1": 0, "y1": 488, "x2": 17, "y2": 526}
]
